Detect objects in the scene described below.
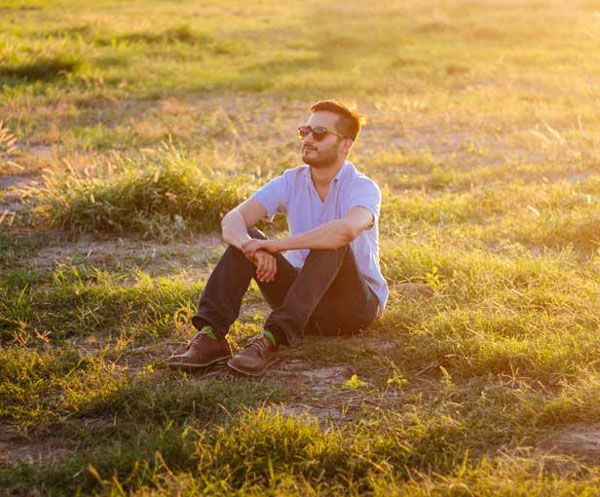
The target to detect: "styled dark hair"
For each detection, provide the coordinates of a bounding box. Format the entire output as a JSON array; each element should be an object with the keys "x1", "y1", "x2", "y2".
[{"x1": 310, "y1": 100, "x2": 365, "y2": 141}]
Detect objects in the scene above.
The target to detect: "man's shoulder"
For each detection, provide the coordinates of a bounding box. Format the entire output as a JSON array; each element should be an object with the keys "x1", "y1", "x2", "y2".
[
  {"x1": 261, "y1": 164, "x2": 308, "y2": 189},
  {"x1": 343, "y1": 163, "x2": 381, "y2": 196},
  {"x1": 256, "y1": 165, "x2": 307, "y2": 193},
  {"x1": 279, "y1": 164, "x2": 309, "y2": 179}
]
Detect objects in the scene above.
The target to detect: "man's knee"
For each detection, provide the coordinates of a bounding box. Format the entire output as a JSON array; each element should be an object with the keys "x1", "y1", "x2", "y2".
[{"x1": 307, "y1": 245, "x2": 350, "y2": 260}]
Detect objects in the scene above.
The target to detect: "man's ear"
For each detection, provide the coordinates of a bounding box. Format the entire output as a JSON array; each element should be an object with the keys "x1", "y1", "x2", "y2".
[{"x1": 341, "y1": 138, "x2": 354, "y2": 155}]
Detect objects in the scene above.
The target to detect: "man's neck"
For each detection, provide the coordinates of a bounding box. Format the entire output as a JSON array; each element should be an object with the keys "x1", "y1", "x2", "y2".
[{"x1": 309, "y1": 160, "x2": 346, "y2": 190}]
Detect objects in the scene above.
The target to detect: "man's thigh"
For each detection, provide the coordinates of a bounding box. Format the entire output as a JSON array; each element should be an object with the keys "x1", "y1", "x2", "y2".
[{"x1": 308, "y1": 248, "x2": 378, "y2": 336}]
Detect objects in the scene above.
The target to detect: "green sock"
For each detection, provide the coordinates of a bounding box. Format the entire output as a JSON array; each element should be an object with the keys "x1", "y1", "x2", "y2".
[
  {"x1": 199, "y1": 325, "x2": 218, "y2": 340},
  {"x1": 263, "y1": 329, "x2": 277, "y2": 347}
]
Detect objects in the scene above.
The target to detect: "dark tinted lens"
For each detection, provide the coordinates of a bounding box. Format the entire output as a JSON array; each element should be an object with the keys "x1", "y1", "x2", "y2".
[
  {"x1": 311, "y1": 127, "x2": 328, "y2": 141},
  {"x1": 298, "y1": 126, "x2": 310, "y2": 139},
  {"x1": 298, "y1": 125, "x2": 328, "y2": 141}
]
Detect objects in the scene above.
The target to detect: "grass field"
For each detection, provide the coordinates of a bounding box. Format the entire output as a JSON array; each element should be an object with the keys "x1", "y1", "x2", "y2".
[{"x1": 2, "y1": 0, "x2": 600, "y2": 495}]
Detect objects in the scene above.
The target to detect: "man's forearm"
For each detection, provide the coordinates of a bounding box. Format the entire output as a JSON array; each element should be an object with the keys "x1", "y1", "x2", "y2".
[
  {"x1": 221, "y1": 210, "x2": 252, "y2": 249},
  {"x1": 274, "y1": 219, "x2": 354, "y2": 251}
]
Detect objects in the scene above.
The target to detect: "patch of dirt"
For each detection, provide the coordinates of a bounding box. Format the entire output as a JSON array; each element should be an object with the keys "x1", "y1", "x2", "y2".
[
  {"x1": 394, "y1": 282, "x2": 435, "y2": 299},
  {"x1": 0, "y1": 175, "x2": 37, "y2": 190},
  {"x1": 0, "y1": 423, "x2": 75, "y2": 464},
  {"x1": 542, "y1": 424, "x2": 600, "y2": 461},
  {"x1": 122, "y1": 340, "x2": 190, "y2": 374},
  {"x1": 268, "y1": 404, "x2": 343, "y2": 426},
  {"x1": 566, "y1": 172, "x2": 593, "y2": 184},
  {"x1": 28, "y1": 145, "x2": 54, "y2": 158},
  {"x1": 0, "y1": 416, "x2": 131, "y2": 465},
  {"x1": 272, "y1": 360, "x2": 355, "y2": 394},
  {"x1": 27, "y1": 234, "x2": 223, "y2": 273},
  {"x1": 0, "y1": 174, "x2": 38, "y2": 215}
]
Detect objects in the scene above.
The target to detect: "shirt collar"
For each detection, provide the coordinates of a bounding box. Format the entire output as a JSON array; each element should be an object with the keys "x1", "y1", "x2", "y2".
[
  {"x1": 304, "y1": 161, "x2": 350, "y2": 187},
  {"x1": 333, "y1": 161, "x2": 350, "y2": 185}
]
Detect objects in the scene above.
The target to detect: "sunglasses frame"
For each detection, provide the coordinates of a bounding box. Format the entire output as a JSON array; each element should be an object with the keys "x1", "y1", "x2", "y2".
[{"x1": 297, "y1": 125, "x2": 347, "y2": 142}]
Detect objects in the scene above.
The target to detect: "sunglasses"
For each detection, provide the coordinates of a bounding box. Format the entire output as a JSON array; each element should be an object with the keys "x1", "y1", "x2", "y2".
[{"x1": 297, "y1": 125, "x2": 347, "y2": 142}]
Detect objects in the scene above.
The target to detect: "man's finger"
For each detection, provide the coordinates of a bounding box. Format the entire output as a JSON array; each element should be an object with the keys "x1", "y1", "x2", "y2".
[
  {"x1": 256, "y1": 256, "x2": 267, "y2": 280},
  {"x1": 269, "y1": 257, "x2": 277, "y2": 282},
  {"x1": 265, "y1": 255, "x2": 277, "y2": 282},
  {"x1": 260, "y1": 254, "x2": 272, "y2": 282},
  {"x1": 263, "y1": 256, "x2": 274, "y2": 282},
  {"x1": 256, "y1": 253, "x2": 273, "y2": 282}
]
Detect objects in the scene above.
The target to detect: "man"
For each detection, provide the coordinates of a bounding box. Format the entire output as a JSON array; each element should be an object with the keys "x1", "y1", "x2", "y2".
[{"x1": 167, "y1": 100, "x2": 388, "y2": 375}]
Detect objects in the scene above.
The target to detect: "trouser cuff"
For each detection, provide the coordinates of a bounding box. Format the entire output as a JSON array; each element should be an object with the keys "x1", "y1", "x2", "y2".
[
  {"x1": 191, "y1": 315, "x2": 227, "y2": 339},
  {"x1": 266, "y1": 325, "x2": 288, "y2": 347}
]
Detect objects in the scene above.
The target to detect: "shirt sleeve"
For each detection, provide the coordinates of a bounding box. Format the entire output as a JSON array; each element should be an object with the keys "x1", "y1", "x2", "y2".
[
  {"x1": 251, "y1": 174, "x2": 288, "y2": 222},
  {"x1": 346, "y1": 179, "x2": 381, "y2": 225}
]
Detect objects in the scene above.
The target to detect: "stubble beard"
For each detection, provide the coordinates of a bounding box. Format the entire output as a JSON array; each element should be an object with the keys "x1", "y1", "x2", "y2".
[
  {"x1": 302, "y1": 145, "x2": 339, "y2": 169},
  {"x1": 303, "y1": 155, "x2": 333, "y2": 169}
]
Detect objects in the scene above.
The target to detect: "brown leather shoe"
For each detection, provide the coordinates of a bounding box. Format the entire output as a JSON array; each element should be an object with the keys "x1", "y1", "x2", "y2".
[
  {"x1": 167, "y1": 331, "x2": 232, "y2": 370},
  {"x1": 227, "y1": 332, "x2": 279, "y2": 376}
]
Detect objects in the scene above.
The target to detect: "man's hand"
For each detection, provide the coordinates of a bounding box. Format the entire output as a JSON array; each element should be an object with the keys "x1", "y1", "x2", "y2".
[
  {"x1": 242, "y1": 239, "x2": 279, "y2": 258},
  {"x1": 242, "y1": 240, "x2": 280, "y2": 283},
  {"x1": 253, "y1": 250, "x2": 277, "y2": 283}
]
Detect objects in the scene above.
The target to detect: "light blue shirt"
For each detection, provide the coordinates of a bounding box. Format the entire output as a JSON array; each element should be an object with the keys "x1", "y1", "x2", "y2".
[{"x1": 252, "y1": 161, "x2": 388, "y2": 316}]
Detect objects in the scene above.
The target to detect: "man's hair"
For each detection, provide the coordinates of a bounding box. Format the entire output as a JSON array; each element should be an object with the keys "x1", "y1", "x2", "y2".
[{"x1": 310, "y1": 100, "x2": 365, "y2": 141}]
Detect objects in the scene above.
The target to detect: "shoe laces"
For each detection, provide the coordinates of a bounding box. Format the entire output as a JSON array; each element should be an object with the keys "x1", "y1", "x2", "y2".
[
  {"x1": 185, "y1": 333, "x2": 204, "y2": 351},
  {"x1": 247, "y1": 333, "x2": 274, "y2": 357},
  {"x1": 190, "y1": 327, "x2": 214, "y2": 348}
]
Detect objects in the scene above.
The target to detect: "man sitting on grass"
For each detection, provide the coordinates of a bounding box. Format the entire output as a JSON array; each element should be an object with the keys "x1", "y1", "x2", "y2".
[{"x1": 167, "y1": 100, "x2": 388, "y2": 375}]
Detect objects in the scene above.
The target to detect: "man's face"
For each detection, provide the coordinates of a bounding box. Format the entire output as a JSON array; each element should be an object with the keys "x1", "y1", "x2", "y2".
[{"x1": 301, "y1": 111, "x2": 347, "y2": 168}]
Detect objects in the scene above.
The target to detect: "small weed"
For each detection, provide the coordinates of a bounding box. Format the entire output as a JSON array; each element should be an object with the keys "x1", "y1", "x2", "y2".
[
  {"x1": 344, "y1": 374, "x2": 367, "y2": 390},
  {"x1": 387, "y1": 374, "x2": 408, "y2": 390},
  {"x1": 424, "y1": 266, "x2": 441, "y2": 290},
  {"x1": 0, "y1": 121, "x2": 18, "y2": 155}
]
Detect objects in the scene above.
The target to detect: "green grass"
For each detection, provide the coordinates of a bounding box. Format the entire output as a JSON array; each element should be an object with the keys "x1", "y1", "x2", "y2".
[
  {"x1": 0, "y1": 53, "x2": 85, "y2": 82},
  {"x1": 4, "y1": 385, "x2": 600, "y2": 495},
  {"x1": 0, "y1": 265, "x2": 204, "y2": 344},
  {"x1": 21, "y1": 147, "x2": 253, "y2": 239},
  {"x1": 2, "y1": 0, "x2": 600, "y2": 495}
]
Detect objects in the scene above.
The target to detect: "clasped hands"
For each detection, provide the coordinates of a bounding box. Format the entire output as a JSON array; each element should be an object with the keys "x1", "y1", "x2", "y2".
[{"x1": 241, "y1": 239, "x2": 280, "y2": 283}]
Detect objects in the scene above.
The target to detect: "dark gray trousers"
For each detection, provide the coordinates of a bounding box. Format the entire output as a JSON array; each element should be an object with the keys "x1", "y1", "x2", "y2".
[{"x1": 193, "y1": 229, "x2": 378, "y2": 345}]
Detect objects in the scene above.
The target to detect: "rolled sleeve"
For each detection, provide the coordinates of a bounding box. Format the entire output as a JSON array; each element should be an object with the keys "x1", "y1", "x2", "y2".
[{"x1": 346, "y1": 180, "x2": 381, "y2": 224}]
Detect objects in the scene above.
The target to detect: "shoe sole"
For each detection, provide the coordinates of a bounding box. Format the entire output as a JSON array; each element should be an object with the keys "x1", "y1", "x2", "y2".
[
  {"x1": 226, "y1": 357, "x2": 279, "y2": 376},
  {"x1": 167, "y1": 355, "x2": 231, "y2": 370}
]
